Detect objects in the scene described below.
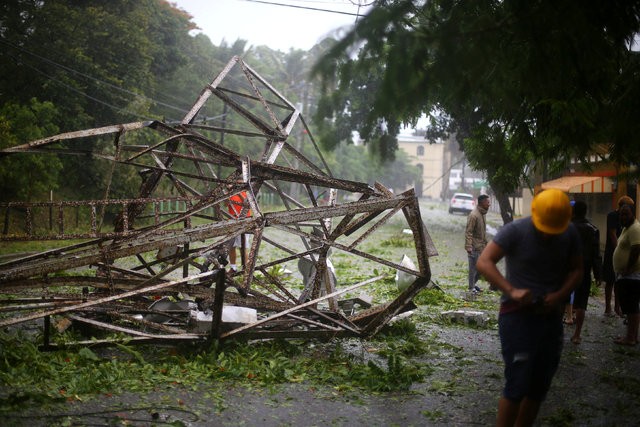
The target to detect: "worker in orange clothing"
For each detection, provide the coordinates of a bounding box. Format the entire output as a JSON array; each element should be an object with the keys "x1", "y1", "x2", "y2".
[{"x1": 227, "y1": 189, "x2": 251, "y2": 271}]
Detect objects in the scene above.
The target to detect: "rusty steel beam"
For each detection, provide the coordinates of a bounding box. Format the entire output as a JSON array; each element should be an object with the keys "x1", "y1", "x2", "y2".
[
  {"x1": 0, "y1": 121, "x2": 153, "y2": 153},
  {"x1": 0, "y1": 271, "x2": 217, "y2": 328}
]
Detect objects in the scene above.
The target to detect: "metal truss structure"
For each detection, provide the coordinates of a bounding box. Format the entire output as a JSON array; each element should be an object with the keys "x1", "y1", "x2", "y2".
[{"x1": 0, "y1": 56, "x2": 437, "y2": 348}]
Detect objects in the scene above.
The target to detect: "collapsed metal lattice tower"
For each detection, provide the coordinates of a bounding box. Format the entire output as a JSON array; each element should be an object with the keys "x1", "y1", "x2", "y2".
[{"x1": 0, "y1": 56, "x2": 437, "y2": 347}]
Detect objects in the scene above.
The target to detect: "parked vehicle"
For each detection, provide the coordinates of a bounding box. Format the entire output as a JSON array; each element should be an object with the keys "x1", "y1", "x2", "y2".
[{"x1": 448, "y1": 192, "x2": 475, "y2": 214}]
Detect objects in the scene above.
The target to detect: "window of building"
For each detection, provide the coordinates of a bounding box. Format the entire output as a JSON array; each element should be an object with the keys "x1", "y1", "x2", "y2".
[{"x1": 417, "y1": 145, "x2": 425, "y2": 156}]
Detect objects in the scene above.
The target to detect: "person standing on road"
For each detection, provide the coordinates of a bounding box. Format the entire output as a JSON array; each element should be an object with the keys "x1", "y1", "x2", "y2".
[
  {"x1": 476, "y1": 189, "x2": 583, "y2": 427},
  {"x1": 227, "y1": 185, "x2": 252, "y2": 272},
  {"x1": 465, "y1": 194, "x2": 490, "y2": 293},
  {"x1": 602, "y1": 195, "x2": 635, "y2": 316},
  {"x1": 612, "y1": 203, "x2": 640, "y2": 346},
  {"x1": 570, "y1": 200, "x2": 601, "y2": 345}
]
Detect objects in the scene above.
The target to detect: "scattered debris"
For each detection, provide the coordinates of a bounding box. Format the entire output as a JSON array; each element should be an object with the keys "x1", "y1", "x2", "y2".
[
  {"x1": 395, "y1": 254, "x2": 418, "y2": 292},
  {"x1": 440, "y1": 310, "x2": 490, "y2": 326}
]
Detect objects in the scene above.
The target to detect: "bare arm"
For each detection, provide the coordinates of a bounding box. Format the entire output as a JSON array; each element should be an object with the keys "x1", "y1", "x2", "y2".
[
  {"x1": 608, "y1": 227, "x2": 618, "y2": 248},
  {"x1": 476, "y1": 241, "x2": 532, "y2": 304},
  {"x1": 545, "y1": 254, "x2": 582, "y2": 308},
  {"x1": 592, "y1": 229, "x2": 602, "y2": 282}
]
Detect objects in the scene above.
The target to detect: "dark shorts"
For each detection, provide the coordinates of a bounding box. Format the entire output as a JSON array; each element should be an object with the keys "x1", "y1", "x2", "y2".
[
  {"x1": 602, "y1": 250, "x2": 615, "y2": 284},
  {"x1": 499, "y1": 310, "x2": 563, "y2": 402},
  {"x1": 572, "y1": 267, "x2": 592, "y2": 310},
  {"x1": 617, "y1": 278, "x2": 640, "y2": 315}
]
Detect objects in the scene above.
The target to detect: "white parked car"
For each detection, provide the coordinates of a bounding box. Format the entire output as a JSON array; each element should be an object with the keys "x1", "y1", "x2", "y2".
[{"x1": 448, "y1": 193, "x2": 475, "y2": 215}]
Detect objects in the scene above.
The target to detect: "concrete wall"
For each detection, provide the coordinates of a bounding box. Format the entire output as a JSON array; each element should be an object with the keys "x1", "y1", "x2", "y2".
[{"x1": 397, "y1": 134, "x2": 446, "y2": 200}]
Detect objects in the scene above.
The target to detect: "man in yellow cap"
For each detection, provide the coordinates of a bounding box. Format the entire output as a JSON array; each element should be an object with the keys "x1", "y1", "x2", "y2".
[{"x1": 477, "y1": 189, "x2": 583, "y2": 427}]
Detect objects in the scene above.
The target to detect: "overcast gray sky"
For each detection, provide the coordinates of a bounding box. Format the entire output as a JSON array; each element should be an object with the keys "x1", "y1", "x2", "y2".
[{"x1": 173, "y1": 0, "x2": 371, "y2": 51}]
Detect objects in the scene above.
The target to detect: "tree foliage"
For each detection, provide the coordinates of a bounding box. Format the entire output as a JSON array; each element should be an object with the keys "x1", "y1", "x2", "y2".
[
  {"x1": 0, "y1": 0, "x2": 198, "y2": 201},
  {"x1": 313, "y1": 0, "x2": 640, "y2": 220},
  {"x1": 0, "y1": 99, "x2": 62, "y2": 201},
  {"x1": 0, "y1": 0, "x2": 422, "y2": 203},
  {"x1": 323, "y1": 142, "x2": 420, "y2": 191},
  {"x1": 313, "y1": 40, "x2": 401, "y2": 159}
]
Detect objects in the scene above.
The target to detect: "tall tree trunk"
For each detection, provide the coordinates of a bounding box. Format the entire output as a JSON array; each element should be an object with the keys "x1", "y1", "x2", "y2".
[{"x1": 493, "y1": 187, "x2": 514, "y2": 225}]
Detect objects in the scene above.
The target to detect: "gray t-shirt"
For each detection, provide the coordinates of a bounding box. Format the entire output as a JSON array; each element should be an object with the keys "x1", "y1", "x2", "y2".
[{"x1": 493, "y1": 216, "x2": 582, "y2": 302}]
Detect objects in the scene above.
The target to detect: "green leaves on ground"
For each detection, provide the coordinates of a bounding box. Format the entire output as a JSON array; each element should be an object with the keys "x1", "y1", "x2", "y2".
[{"x1": 0, "y1": 327, "x2": 432, "y2": 411}]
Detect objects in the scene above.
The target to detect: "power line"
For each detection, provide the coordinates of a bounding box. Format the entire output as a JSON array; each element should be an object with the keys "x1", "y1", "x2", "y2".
[
  {"x1": 242, "y1": 0, "x2": 365, "y2": 17},
  {"x1": 0, "y1": 39, "x2": 190, "y2": 116},
  {"x1": 4, "y1": 50, "x2": 153, "y2": 121},
  {"x1": 1, "y1": 29, "x2": 322, "y2": 126},
  {"x1": 2, "y1": 47, "x2": 242, "y2": 129},
  {"x1": 1, "y1": 38, "x2": 253, "y2": 125}
]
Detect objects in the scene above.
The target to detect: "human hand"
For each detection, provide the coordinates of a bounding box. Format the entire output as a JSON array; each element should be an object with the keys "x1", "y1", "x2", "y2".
[
  {"x1": 508, "y1": 287, "x2": 532, "y2": 305},
  {"x1": 543, "y1": 292, "x2": 565, "y2": 310}
]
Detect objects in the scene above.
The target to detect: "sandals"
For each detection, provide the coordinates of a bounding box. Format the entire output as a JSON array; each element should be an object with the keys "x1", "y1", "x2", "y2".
[{"x1": 571, "y1": 336, "x2": 581, "y2": 345}]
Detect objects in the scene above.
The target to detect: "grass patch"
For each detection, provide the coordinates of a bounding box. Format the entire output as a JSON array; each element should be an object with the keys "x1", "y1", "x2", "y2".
[
  {"x1": 542, "y1": 407, "x2": 576, "y2": 427},
  {"x1": 421, "y1": 409, "x2": 445, "y2": 422},
  {"x1": 379, "y1": 235, "x2": 414, "y2": 248},
  {"x1": 0, "y1": 239, "x2": 88, "y2": 256},
  {"x1": 414, "y1": 288, "x2": 457, "y2": 307},
  {"x1": 599, "y1": 372, "x2": 640, "y2": 397}
]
